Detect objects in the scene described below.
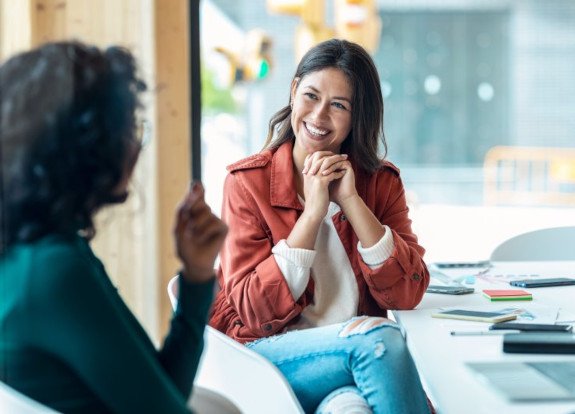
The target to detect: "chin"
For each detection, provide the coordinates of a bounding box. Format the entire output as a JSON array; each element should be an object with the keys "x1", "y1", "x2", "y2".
[
  {"x1": 310, "y1": 143, "x2": 338, "y2": 154},
  {"x1": 303, "y1": 137, "x2": 329, "y2": 151}
]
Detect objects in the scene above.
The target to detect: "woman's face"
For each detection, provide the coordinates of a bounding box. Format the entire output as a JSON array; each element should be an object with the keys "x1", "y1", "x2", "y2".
[{"x1": 290, "y1": 67, "x2": 353, "y2": 161}]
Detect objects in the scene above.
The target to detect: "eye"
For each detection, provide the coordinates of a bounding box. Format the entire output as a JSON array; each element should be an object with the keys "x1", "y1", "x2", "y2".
[
  {"x1": 332, "y1": 101, "x2": 348, "y2": 111},
  {"x1": 304, "y1": 92, "x2": 318, "y2": 100}
]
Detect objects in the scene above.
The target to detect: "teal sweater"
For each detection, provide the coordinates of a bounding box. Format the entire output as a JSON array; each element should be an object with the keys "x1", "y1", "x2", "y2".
[{"x1": 0, "y1": 234, "x2": 213, "y2": 413}]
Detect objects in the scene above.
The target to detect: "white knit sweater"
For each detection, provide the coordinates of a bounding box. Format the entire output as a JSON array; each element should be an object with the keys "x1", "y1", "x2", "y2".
[{"x1": 272, "y1": 201, "x2": 395, "y2": 330}]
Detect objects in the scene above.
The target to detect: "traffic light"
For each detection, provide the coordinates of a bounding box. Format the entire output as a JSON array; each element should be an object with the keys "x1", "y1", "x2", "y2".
[
  {"x1": 334, "y1": 0, "x2": 382, "y2": 54},
  {"x1": 267, "y1": 0, "x2": 333, "y2": 61},
  {"x1": 267, "y1": 0, "x2": 324, "y2": 27},
  {"x1": 268, "y1": 0, "x2": 381, "y2": 59},
  {"x1": 244, "y1": 29, "x2": 273, "y2": 81},
  {"x1": 214, "y1": 29, "x2": 273, "y2": 86}
]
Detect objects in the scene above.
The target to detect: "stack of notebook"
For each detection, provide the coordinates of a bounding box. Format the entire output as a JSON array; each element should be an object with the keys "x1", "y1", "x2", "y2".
[{"x1": 482, "y1": 289, "x2": 532, "y2": 301}]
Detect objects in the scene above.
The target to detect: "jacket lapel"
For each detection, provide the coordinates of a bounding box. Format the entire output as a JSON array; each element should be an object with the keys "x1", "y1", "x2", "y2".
[{"x1": 270, "y1": 141, "x2": 303, "y2": 211}]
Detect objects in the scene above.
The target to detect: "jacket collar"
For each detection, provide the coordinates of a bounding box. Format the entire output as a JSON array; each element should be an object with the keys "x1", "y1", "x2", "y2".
[{"x1": 269, "y1": 141, "x2": 303, "y2": 211}]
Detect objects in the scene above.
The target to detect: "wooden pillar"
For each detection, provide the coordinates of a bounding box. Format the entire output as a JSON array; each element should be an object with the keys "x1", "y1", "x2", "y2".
[
  {"x1": 0, "y1": 0, "x2": 180, "y2": 342},
  {"x1": 153, "y1": 0, "x2": 192, "y2": 335},
  {"x1": 29, "y1": 0, "x2": 67, "y2": 45},
  {"x1": 0, "y1": 0, "x2": 32, "y2": 60}
]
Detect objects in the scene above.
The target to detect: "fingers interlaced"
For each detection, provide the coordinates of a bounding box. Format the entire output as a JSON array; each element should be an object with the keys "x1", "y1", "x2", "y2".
[
  {"x1": 303, "y1": 152, "x2": 348, "y2": 176},
  {"x1": 323, "y1": 159, "x2": 350, "y2": 175}
]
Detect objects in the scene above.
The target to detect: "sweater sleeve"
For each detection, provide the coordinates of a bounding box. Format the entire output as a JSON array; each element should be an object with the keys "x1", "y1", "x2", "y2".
[
  {"x1": 161, "y1": 275, "x2": 215, "y2": 396},
  {"x1": 272, "y1": 239, "x2": 315, "y2": 300},
  {"x1": 357, "y1": 225, "x2": 395, "y2": 269},
  {"x1": 25, "y1": 240, "x2": 212, "y2": 413}
]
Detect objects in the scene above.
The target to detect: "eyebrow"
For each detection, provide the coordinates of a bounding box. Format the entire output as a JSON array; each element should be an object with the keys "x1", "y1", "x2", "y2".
[{"x1": 304, "y1": 85, "x2": 352, "y2": 105}]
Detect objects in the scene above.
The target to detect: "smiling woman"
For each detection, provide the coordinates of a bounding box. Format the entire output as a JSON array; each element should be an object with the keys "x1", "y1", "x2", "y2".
[
  {"x1": 210, "y1": 38, "x2": 432, "y2": 414},
  {"x1": 265, "y1": 39, "x2": 385, "y2": 174},
  {"x1": 289, "y1": 67, "x2": 353, "y2": 158}
]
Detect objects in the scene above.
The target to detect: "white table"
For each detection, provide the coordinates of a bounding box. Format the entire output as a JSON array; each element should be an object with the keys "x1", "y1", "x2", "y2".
[{"x1": 393, "y1": 261, "x2": 575, "y2": 414}]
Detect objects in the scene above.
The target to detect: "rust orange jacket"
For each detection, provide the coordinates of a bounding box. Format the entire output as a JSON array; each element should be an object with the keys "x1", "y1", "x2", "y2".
[{"x1": 210, "y1": 141, "x2": 429, "y2": 344}]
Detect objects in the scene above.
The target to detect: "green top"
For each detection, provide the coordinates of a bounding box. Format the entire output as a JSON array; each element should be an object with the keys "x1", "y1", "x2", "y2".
[{"x1": 0, "y1": 234, "x2": 213, "y2": 413}]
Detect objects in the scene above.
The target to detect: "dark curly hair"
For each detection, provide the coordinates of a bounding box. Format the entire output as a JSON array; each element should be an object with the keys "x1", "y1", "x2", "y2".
[
  {"x1": 264, "y1": 38, "x2": 386, "y2": 173},
  {"x1": 0, "y1": 41, "x2": 146, "y2": 252}
]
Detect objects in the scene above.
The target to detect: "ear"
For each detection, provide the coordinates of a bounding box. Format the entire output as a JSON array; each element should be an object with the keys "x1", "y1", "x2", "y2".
[{"x1": 290, "y1": 77, "x2": 300, "y2": 104}]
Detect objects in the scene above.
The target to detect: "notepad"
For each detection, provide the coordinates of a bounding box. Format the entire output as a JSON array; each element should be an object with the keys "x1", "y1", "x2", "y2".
[
  {"x1": 482, "y1": 289, "x2": 532, "y2": 301},
  {"x1": 431, "y1": 309, "x2": 517, "y2": 323}
]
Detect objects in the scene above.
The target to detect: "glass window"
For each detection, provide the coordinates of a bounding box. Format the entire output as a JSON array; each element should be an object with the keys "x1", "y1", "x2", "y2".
[{"x1": 201, "y1": 0, "x2": 575, "y2": 261}]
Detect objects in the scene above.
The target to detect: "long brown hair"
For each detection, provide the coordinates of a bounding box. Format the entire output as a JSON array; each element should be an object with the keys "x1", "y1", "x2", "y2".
[{"x1": 264, "y1": 38, "x2": 387, "y2": 172}]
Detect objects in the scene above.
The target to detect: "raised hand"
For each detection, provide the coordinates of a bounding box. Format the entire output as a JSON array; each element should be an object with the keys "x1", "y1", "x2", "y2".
[{"x1": 173, "y1": 181, "x2": 228, "y2": 283}]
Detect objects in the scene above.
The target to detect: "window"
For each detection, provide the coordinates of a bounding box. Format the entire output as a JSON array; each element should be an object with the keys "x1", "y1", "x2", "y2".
[{"x1": 201, "y1": 0, "x2": 575, "y2": 261}]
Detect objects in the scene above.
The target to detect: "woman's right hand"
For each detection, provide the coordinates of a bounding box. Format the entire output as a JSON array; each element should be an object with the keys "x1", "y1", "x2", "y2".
[
  {"x1": 286, "y1": 151, "x2": 348, "y2": 250},
  {"x1": 173, "y1": 182, "x2": 228, "y2": 283},
  {"x1": 301, "y1": 151, "x2": 348, "y2": 220}
]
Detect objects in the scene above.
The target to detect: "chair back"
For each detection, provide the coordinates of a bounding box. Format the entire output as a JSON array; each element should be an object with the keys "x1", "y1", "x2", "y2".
[
  {"x1": 167, "y1": 274, "x2": 179, "y2": 309},
  {"x1": 167, "y1": 275, "x2": 304, "y2": 414},
  {"x1": 490, "y1": 226, "x2": 575, "y2": 261},
  {"x1": 0, "y1": 382, "x2": 59, "y2": 413}
]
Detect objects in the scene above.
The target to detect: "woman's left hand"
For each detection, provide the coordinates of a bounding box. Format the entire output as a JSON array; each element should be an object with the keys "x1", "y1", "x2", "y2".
[{"x1": 326, "y1": 159, "x2": 358, "y2": 206}]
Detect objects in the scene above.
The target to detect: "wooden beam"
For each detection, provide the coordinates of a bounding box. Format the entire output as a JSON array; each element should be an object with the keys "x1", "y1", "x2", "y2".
[
  {"x1": 154, "y1": 0, "x2": 191, "y2": 334},
  {"x1": 30, "y1": 0, "x2": 67, "y2": 45},
  {"x1": 0, "y1": 0, "x2": 164, "y2": 342},
  {"x1": 0, "y1": 0, "x2": 32, "y2": 60}
]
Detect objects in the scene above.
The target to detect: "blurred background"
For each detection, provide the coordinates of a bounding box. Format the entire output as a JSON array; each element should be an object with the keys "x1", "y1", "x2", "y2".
[
  {"x1": 1, "y1": 0, "x2": 573, "y2": 341},
  {"x1": 199, "y1": 0, "x2": 575, "y2": 262}
]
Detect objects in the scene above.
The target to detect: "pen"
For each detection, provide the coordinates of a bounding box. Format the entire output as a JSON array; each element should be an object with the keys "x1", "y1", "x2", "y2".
[{"x1": 450, "y1": 330, "x2": 521, "y2": 336}]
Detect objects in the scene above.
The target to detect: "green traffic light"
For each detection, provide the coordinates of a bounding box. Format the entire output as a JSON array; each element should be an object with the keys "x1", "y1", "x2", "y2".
[{"x1": 257, "y1": 59, "x2": 270, "y2": 79}]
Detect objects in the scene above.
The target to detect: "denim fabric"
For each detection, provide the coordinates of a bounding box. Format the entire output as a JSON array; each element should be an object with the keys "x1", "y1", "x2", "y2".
[
  {"x1": 247, "y1": 316, "x2": 430, "y2": 414},
  {"x1": 315, "y1": 385, "x2": 371, "y2": 414}
]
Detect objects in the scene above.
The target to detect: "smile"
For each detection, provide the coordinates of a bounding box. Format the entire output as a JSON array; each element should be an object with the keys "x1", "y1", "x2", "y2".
[{"x1": 305, "y1": 122, "x2": 329, "y2": 137}]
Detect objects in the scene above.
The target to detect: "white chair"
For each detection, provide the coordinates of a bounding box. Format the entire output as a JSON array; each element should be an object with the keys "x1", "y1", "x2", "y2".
[
  {"x1": 168, "y1": 276, "x2": 304, "y2": 414},
  {"x1": 0, "y1": 381, "x2": 59, "y2": 413},
  {"x1": 1, "y1": 342, "x2": 238, "y2": 414},
  {"x1": 490, "y1": 226, "x2": 575, "y2": 261},
  {"x1": 0, "y1": 365, "x2": 239, "y2": 414},
  {"x1": 188, "y1": 386, "x2": 241, "y2": 414}
]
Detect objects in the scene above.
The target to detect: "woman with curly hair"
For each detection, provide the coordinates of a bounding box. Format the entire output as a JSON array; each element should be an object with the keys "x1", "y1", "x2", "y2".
[{"x1": 0, "y1": 41, "x2": 228, "y2": 413}]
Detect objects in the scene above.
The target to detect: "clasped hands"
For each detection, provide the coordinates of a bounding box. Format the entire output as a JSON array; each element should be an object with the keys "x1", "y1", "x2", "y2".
[{"x1": 301, "y1": 151, "x2": 359, "y2": 220}]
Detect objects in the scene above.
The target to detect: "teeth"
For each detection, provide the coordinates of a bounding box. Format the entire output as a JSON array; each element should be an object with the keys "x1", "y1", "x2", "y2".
[{"x1": 306, "y1": 123, "x2": 328, "y2": 136}]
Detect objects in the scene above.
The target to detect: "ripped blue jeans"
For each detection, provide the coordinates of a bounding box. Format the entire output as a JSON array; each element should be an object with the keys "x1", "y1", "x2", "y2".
[{"x1": 246, "y1": 316, "x2": 430, "y2": 414}]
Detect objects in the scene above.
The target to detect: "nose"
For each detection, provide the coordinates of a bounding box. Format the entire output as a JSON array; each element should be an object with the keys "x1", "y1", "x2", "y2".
[{"x1": 311, "y1": 101, "x2": 329, "y2": 121}]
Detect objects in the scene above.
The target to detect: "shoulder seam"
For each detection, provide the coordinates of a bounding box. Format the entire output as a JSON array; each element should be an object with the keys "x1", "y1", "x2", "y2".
[
  {"x1": 380, "y1": 160, "x2": 401, "y2": 175},
  {"x1": 227, "y1": 152, "x2": 270, "y2": 172}
]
